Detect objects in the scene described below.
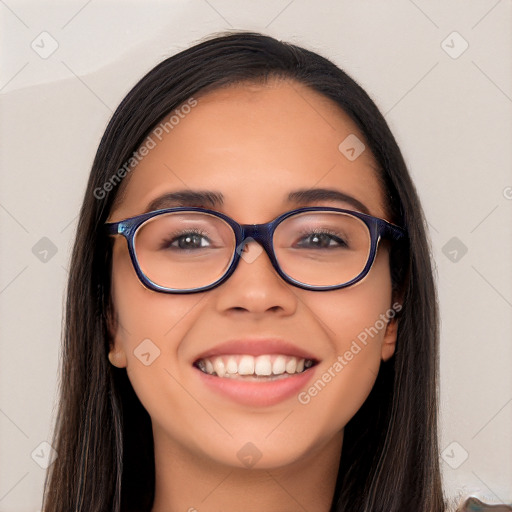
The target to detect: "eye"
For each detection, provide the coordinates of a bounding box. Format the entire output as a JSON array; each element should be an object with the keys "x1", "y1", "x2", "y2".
[
  {"x1": 294, "y1": 230, "x2": 348, "y2": 249},
  {"x1": 161, "y1": 229, "x2": 212, "y2": 250}
]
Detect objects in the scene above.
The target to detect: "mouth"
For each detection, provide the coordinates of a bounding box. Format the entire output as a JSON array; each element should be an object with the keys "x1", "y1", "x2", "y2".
[
  {"x1": 191, "y1": 338, "x2": 321, "y2": 406},
  {"x1": 193, "y1": 354, "x2": 318, "y2": 381}
]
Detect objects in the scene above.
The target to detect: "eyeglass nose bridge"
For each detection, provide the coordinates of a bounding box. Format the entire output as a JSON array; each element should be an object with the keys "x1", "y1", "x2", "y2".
[
  {"x1": 219, "y1": 219, "x2": 298, "y2": 290},
  {"x1": 236, "y1": 222, "x2": 277, "y2": 264}
]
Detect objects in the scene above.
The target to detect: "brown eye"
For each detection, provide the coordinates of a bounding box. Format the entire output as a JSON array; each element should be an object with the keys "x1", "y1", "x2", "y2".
[
  {"x1": 294, "y1": 231, "x2": 348, "y2": 249},
  {"x1": 161, "y1": 230, "x2": 211, "y2": 250}
]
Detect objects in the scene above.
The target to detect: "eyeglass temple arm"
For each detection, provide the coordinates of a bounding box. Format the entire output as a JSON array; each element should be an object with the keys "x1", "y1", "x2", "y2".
[
  {"x1": 105, "y1": 222, "x2": 122, "y2": 235},
  {"x1": 381, "y1": 221, "x2": 406, "y2": 241}
]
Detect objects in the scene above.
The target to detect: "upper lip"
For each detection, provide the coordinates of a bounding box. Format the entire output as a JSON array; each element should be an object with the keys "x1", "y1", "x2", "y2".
[{"x1": 193, "y1": 338, "x2": 320, "y2": 363}]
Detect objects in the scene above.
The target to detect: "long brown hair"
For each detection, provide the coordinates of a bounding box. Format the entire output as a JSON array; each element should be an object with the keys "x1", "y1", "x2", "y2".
[{"x1": 42, "y1": 31, "x2": 446, "y2": 512}]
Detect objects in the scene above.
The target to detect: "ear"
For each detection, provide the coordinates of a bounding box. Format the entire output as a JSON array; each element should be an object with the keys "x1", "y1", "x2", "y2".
[
  {"x1": 108, "y1": 347, "x2": 127, "y2": 368},
  {"x1": 106, "y1": 303, "x2": 128, "y2": 368},
  {"x1": 381, "y1": 300, "x2": 403, "y2": 362}
]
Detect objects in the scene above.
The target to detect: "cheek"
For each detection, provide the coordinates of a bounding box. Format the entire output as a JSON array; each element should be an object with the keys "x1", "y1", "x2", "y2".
[
  {"x1": 111, "y1": 241, "x2": 203, "y2": 342},
  {"x1": 110, "y1": 242, "x2": 202, "y2": 390},
  {"x1": 295, "y1": 249, "x2": 393, "y2": 427},
  {"x1": 308, "y1": 247, "x2": 393, "y2": 346},
  {"x1": 110, "y1": 247, "x2": 219, "y2": 451}
]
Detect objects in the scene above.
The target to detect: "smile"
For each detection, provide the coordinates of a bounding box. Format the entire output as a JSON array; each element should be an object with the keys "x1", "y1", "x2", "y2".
[{"x1": 194, "y1": 354, "x2": 316, "y2": 379}]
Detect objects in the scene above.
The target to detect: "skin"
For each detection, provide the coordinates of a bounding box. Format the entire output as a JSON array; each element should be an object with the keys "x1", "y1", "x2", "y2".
[{"x1": 107, "y1": 79, "x2": 399, "y2": 512}]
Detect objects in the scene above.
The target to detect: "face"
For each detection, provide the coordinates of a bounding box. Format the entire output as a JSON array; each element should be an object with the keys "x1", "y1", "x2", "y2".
[{"x1": 107, "y1": 79, "x2": 399, "y2": 471}]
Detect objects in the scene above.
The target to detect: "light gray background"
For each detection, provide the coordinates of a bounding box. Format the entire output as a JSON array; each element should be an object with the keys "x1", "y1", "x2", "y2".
[{"x1": 1, "y1": 1, "x2": 511, "y2": 511}]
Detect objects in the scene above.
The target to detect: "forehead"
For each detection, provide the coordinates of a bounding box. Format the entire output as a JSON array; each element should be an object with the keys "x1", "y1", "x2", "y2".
[{"x1": 110, "y1": 79, "x2": 386, "y2": 222}]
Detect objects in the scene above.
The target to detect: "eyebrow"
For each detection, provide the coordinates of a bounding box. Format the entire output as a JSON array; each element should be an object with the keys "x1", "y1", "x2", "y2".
[
  {"x1": 145, "y1": 188, "x2": 370, "y2": 215},
  {"x1": 146, "y1": 190, "x2": 224, "y2": 212},
  {"x1": 287, "y1": 188, "x2": 370, "y2": 215}
]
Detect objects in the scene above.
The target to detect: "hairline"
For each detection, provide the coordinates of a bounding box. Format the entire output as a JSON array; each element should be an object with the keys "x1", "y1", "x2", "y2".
[{"x1": 110, "y1": 75, "x2": 389, "y2": 220}]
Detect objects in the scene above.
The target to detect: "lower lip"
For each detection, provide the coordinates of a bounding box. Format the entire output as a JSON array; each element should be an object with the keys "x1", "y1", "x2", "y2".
[{"x1": 194, "y1": 365, "x2": 318, "y2": 407}]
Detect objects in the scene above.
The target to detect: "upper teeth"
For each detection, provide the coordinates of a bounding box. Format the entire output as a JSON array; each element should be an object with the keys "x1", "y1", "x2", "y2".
[{"x1": 196, "y1": 355, "x2": 314, "y2": 377}]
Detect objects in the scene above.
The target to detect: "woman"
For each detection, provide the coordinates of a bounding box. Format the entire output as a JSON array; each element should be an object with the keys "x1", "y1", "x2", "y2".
[{"x1": 42, "y1": 31, "x2": 446, "y2": 511}]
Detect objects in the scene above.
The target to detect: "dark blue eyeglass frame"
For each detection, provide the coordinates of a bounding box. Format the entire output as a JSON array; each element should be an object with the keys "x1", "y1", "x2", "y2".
[{"x1": 105, "y1": 206, "x2": 406, "y2": 294}]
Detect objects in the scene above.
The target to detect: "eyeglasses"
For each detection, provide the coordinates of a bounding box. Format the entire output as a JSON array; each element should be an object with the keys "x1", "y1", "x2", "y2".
[{"x1": 105, "y1": 206, "x2": 406, "y2": 294}]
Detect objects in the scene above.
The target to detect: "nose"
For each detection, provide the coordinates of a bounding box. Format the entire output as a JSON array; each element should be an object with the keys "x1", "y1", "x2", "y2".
[{"x1": 213, "y1": 239, "x2": 298, "y2": 316}]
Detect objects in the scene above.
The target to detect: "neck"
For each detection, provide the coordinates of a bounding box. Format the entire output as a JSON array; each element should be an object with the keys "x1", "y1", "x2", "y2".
[{"x1": 150, "y1": 426, "x2": 343, "y2": 512}]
